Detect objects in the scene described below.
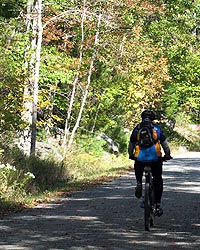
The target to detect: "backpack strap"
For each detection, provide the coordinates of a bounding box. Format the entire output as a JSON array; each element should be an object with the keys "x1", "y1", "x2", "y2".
[{"x1": 152, "y1": 128, "x2": 158, "y2": 141}]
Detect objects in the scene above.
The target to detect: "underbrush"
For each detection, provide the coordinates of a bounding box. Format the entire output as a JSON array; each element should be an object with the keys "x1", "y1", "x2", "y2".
[
  {"x1": 0, "y1": 144, "x2": 131, "y2": 216},
  {"x1": 63, "y1": 150, "x2": 130, "y2": 182}
]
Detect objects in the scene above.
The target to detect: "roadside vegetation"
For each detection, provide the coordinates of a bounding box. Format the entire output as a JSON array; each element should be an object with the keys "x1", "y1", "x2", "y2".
[
  {"x1": 0, "y1": 122, "x2": 199, "y2": 218},
  {"x1": 0, "y1": 135, "x2": 131, "y2": 217}
]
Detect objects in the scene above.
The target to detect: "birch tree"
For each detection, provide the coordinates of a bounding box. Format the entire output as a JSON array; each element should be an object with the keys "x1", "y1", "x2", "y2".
[
  {"x1": 31, "y1": 0, "x2": 43, "y2": 154},
  {"x1": 67, "y1": 13, "x2": 102, "y2": 148},
  {"x1": 21, "y1": 0, "x2": 43, "y2": 155},
  {"x1": 62, "y1": 0, "x2": 87, "y2": 147}
]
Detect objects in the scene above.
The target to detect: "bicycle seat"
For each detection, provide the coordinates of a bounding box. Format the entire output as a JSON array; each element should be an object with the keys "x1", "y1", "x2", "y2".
[{"x1": 144, "y1": 166, "x2": 151, "y2": 172}]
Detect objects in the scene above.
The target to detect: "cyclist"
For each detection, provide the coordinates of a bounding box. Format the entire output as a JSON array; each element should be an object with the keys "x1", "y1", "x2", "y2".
[{"x1": 128, "y1": 109, "x2": 172, "y2": 216}]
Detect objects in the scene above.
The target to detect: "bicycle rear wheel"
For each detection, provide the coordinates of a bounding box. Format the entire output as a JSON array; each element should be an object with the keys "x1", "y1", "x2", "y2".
[
  {"x1": 149, "y1": 184, "x2": 155, "y2": 227},
  {"x1": 144, "y1": 182, "x2": 151, "y2": 231}
]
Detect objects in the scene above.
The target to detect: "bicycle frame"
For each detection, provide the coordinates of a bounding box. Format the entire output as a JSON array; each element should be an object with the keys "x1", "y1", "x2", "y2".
[{"x1": 144, "y1": 165, "x2": 155, "y2": 231}]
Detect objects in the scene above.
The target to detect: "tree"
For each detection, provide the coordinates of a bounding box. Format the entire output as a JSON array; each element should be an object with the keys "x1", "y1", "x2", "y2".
[
  {"x1": 0, "y1": 0, "x2": 26, "y2": 140},
  {"x1": 67, "y1": 12, "x2": 102, "y2": 148},
  {"x1": 145, "y1": 0, "x2": 200, "y2": 122},
  {"x1": 0, "y1": 0, "x2": 199, "y2": 154},
  {"x1": 21, "y1": 0, "x2": 43, "y2": 155}
]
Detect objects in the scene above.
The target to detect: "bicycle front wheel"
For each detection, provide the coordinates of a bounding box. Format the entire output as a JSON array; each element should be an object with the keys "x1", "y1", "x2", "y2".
[
  {"x1": 149, "y1": 183, "x2": 155, "y2": 227},
  {"x1": 144, "y1": 182, "x2": 151, "y2": 231}
]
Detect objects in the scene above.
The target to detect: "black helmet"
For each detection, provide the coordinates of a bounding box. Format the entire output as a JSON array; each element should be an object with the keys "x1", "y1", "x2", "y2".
[{"x1": 141, "y1": 109, "x2": 156, "y2": 121}]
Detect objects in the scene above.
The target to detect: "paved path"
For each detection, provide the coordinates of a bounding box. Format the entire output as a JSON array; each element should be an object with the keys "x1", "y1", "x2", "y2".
[{"x1": 0, "y1": 152, "x2": 200, "y2": 250}]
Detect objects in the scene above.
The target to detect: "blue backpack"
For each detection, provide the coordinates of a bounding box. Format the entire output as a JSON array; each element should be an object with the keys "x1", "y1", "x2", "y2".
[{"x1": 134, "y1": 120, "x2": 161, "y2": 162}]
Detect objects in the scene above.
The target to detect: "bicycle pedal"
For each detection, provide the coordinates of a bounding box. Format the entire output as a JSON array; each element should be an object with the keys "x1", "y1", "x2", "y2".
[
  {"x1": 154, "y1": 208, "x2": 163, "y2": 217},
  {"x1": 140, "y1": 200, "x2": 144, "y2": 209}
]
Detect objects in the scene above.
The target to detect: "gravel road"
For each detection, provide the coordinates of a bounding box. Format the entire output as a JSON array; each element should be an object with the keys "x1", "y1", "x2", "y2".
[{"x1": 0, "y1": 152, "x2": 199, "y2": 250}]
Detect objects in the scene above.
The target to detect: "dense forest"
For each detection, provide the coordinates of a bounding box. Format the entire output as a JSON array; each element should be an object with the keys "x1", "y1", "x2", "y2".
[{"x1": 0, "y1": 0, "x2": 199, "y2": 155}]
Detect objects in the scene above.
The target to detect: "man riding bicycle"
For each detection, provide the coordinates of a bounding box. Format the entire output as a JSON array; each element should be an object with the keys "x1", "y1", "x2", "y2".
[{"x1": 128, "y1": 109, "x2": 172, "y2": 216}]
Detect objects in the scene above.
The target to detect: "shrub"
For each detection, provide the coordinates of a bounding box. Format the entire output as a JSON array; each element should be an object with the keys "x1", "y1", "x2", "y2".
[
  {"x1": 26, "y1": 156, "x2": 69, "y2": 191},
  {"x1": 0, "y1": 163, "x2": 35, "y2": 202}
]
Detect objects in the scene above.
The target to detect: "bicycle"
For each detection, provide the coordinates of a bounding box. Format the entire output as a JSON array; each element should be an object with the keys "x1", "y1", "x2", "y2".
[
  {"x1": 144, "y1": 164, "x2": 155, "y2": 231},
  {"x1": 143, "y1": 157, "x2": 172, "y2": 231}
]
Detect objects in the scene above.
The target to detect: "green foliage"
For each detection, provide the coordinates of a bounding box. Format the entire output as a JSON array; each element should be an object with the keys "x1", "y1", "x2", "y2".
[
  {"x1": 0, "y1": 47, "x2": 25, "y2": 133},
  {"x1": 140, "y1": 0, "x2": 200, "y2": 123},
  {"x1": 0, "y1": 144, "x2": 69, "y2": 191},
  {"x1": 0, "y1": 140, "x2": 131, "y2": 201},
  {"x1": 0, "y1": 0, "x2": 26, "y2": 18},
  {"x1": 0, "y1": 8, "x2": 26, "y2": 135},
  {"x1": 63, "y1": 149, "x2": 130, "y2": 183},
  {"x1": 105, "y1": 127, "x2": 129, "y2": 154},
  {"x1": 75, "y1": 135, "x2": 106, "y2": 157},
  {"x1": 38, "y1": 47, "x2": 76, "y2": 127},
  {"x1": 0, "y1": 163, "x2": 35, "y2": 202},
  {"x1": 27, "y1": 156, "x2": 68, "y2": 191},
  {"x1": 0, "y1": 0, "x2": 199, "y2": 139},
  {"x1": 0, "y1": 0, "x2": 199, "y2": 153},
  {"x1": 163, "y1": 49, "x2": 200, "y2": 123}
]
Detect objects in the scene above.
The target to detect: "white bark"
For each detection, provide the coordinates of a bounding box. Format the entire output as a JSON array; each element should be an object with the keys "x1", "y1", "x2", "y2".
[
  {"x1": 62, "y1": 0, "x2": 87, "y2": 147},
  {"x1": 67, "y1": 13, "x2": 102, "y2": 148},
  {"x1": 30, "y1": 0, "x2": 43, "y2": 155},
  {"x1": 21, "y1": 0, "x2": 43, "y2": 155},
  {"x1": 20, "y1": 0, "x2": 36, "y2": 154}
]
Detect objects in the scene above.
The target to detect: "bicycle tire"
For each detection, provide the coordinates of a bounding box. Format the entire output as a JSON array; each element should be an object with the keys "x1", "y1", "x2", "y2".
[
  {"x1": 149, "y1": 182, "x2": 155, "y2": 227},
  {"x1": 144, "y1": 182, "x2": 150, "y2": 231}
]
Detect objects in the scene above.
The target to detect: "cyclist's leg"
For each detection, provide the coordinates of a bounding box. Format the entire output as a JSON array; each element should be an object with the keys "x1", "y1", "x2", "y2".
[
  {"x1": 151, "y1": 160, "x2": 163, "y2": 204},
  {"x1": 151, "y1": 160, "x2": 163, "y2": 216},
  {"x1": 134, "y1": 161, "x2": 144, "y2": 198},
  {"x1": 134, "y1": 160, "x2": 144, "y2": 184}
]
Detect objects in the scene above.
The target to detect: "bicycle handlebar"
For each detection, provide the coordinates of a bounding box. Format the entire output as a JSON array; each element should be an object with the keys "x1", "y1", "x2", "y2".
[
  {"x1": 162, "y1": 155, "x2": 173, "y2": 161},
  {"x1": 129, "y1": 155, "x2": 173, "y2": 161}
]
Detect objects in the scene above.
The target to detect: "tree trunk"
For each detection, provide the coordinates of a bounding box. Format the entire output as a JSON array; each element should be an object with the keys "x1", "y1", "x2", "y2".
[
  {"x1": 21, "y1": 0, "x2": 43, "y2": 156},
  {"x1": 30, "y1": 0, "x2": 43, "y2": 155},
  {"x1": 67, "y1": 13, "x2": 102, "y2": 148},
  {"x1": 62, "y1": 0, "x2": 86, "y2": 147},
  {"x1": 20, "y1": 0, "x2": 36, "y2": 155}
]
